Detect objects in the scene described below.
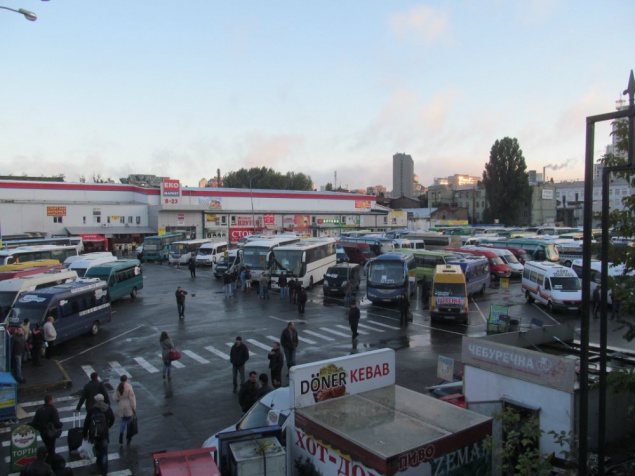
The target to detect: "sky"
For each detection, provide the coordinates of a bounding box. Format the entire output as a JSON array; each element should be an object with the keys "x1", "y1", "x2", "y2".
[{"x1": 1, "y1": 1, "x2": 633, "y2": 191}]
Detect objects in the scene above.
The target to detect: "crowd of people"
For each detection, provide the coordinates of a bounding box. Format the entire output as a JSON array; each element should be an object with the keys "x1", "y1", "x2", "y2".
[{"x1": 27, "y1": 370, "x2": 137, "y2": 476}]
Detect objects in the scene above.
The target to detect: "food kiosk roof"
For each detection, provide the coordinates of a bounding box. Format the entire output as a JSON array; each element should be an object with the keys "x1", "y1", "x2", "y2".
[{"x1": 295, "y1": 385, "x2": 491, "y2": 468}]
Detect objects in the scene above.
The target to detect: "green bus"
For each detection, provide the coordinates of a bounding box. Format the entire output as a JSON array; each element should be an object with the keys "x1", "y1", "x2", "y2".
[
  {"x1": 394, "y1": 249, "x2": 460, "y2": 283},
  {"x1": 84, "y1": 259, "x2": 143, "y2": 302},
  {"x1": 142, "y1": 232, "x2": 186, "y2": 261}
]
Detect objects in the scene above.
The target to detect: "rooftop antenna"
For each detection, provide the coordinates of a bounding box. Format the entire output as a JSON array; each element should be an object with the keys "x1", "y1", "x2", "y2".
[{"x1": 334, "y1": 171, "x2": 337, "y2": 190}]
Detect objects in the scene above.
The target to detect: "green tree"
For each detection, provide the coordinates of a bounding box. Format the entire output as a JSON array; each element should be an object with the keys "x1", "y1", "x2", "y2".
[
  {"x1": 482, "y1": 137, "x2": 531, "y2": 226},
  {"x1": 222, "y1": 167, "x2": 313, "y2": 190}
]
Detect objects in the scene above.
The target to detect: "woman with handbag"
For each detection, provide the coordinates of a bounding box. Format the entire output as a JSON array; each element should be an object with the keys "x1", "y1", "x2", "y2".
[
  {"x1": 160, "y1": 331, "x2": 176, "y2": 380},
  {"x1": 112, "y1": 374, "x2": 137, "y2": 445}
]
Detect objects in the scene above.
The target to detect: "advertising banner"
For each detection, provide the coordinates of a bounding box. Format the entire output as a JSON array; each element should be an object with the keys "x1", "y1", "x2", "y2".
[
  {"x1": 46, "y1": 206, "x2": 66, "y2": 217},
  {"x1": 289, "y1": 348, "x2": 395, "y2": 409}
]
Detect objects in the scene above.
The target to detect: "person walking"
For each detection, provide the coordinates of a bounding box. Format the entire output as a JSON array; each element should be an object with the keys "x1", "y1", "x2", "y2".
[
  {"x1": 238, "y1": 371, "x2": 260, "y2": 413},
  {"x1": 83, "y1": 394, "x2": 115, "y2": 476},
  {"x1": 175, "y1": 287, "x2": 187, "y2": 319},
  {"x1": 21, "y1": 318, "x2": 31, "y2": 362},
  {"x1": 10, "y1": 326, "x2": 26, "y2": 383},
  {"x1": 239, "y1": 266, "x2": 247, "y2": 292},
  {"x1": 280, "y1": 321, "x2": 299, "y2": 373},
  {"x1": 611, "y1": 290, "x2": 623, "y2": 320},
  {"x1": 244, "y1": 266, "x2": 252, "y2": 292},
  {"x1": 42, "y1": 315, "x2": 57, "y2": 359},
  {"x1": 223, "y1": 272, "x2": 232, "y2": 299},
  {"x1": 267, "y1": 341, "x2": 284, "y2": 387},
  {"x1": 31, "y1": 394, "x2": 63, "y2": 465},
  {"x1": 76, "y1": 372, "x2": 110, "y2": 414},
  {"x1": 259, "y1": 273, "x2": 270, "y2": 299},
  {"x1": 399, "y1": 292, "x2": 410, "y2": 327},
  {"x1": 188, "y1": 257, "x2": 196, "y2": 278},
  {"x1": 230, "y1": 336, "x2": 249, "y2": 394},
  {"x1": 278, "y1": 272, "x2": 288, "y2": 300},
  {"x1": 112, "y1": 374, "x2": 137, "y2": 445},
  {"x1": 297, "y1": 286, "x2": 308, "y2": 315},
  {"x1": 160, "y1": 331, "x2": 176, "y2": 380},
  {"x1": 30, "y1": 323, "x2": 45, "y2": 367},
  {"x1": 348, "y1": 301, "x2": 361, "y2": 343},
  {"x1": 421, "y1": 278, "x2": 430, "y2": 310}
]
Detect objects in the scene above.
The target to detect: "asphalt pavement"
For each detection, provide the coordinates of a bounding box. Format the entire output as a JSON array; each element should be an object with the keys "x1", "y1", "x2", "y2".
[{"x1": 6, "y1": 266, "x2": 634, "y2": 476}]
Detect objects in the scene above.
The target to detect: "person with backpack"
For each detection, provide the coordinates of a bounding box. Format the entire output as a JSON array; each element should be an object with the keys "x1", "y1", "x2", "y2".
[
  {"x1": 75, "y1": 372, "x2": 110, "y2": 414},
  {"x1": 83, "y1": 394, "x2": 115, "y2": 476},
  {"x1": 30, "y1": 395, "x2": 63, "y2": 465}
]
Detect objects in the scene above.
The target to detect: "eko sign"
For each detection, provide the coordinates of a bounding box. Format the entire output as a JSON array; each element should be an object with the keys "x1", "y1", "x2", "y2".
[{"x1": 162, "y1": 179, "x2": 181, "y2": 197}]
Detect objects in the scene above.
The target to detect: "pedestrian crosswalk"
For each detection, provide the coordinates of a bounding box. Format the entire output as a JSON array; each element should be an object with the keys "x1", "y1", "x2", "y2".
[
  {"x1": 75, "y1": 318, "x2": 402, "y2": 382},
  {"x1": 3, "y1": 396, "x2": 133, "y2": 476}
]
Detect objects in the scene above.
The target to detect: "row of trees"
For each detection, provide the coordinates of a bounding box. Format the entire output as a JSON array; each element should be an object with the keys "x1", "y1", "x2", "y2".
[{"x1": 219, "y1": 167, "x2": 313, "y2": 191}]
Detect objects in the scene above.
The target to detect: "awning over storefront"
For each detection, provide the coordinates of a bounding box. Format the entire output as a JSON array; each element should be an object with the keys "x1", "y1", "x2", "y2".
[
  {"x1": 66, "y1": 226, "x2": 156, "y2": 237},
  {"x1": 80, "y1": 234, "x2": 107, "y2": 243}
]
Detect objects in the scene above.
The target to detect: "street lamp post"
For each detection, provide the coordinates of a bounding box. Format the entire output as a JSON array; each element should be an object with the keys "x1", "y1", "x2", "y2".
[{"x1": 0, "y1": 6, "x2": 37, "y2": 21}]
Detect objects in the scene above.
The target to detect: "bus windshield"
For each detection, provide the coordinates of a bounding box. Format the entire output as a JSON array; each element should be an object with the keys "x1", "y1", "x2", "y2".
[
  {"x1": 242, "y1": 247, "x2": 270, "y2": 269},
  {"x1": 434, "y1": 282, "x2": 465, "y2": 296},
  {"x1": 544, "y1": 244, "x2": 559, "y2": 262},
  {"x1": 368, "y1": 261, "x2": 405, "y2": 287},
  {"x1": 269, "y1": 250, "x2": 303, "y2": 277},
  {"x1": 550, "y1": 277, "x2": 581, "y2": 291}
]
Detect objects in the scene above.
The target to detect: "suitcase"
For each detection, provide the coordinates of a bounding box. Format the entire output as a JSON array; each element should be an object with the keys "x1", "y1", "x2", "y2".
[{"x1": 68, "y1": 411, "x2": 84, "y2": 452}]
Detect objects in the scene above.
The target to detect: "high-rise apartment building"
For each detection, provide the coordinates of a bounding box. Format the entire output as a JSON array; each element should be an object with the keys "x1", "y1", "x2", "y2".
[{"x1": 392, "y1": 153, "x2": 414, "y2": 198}]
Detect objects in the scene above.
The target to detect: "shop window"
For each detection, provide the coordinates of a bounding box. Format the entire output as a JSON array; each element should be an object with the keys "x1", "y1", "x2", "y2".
[
  {"x1": 53, "y1": 216, "x2": 63, "y2": 223},
  {"x1": 221, "y1": 216, "x2": 227, "y2": 225},
  {"x1": 136, "y1": 216, "x2": 141, "y2": 224},
  {"x1": 83, "y1": 217, "x2": 86, "y2": 224},
  {"x1": 128, "y1": 216, "x2": 133, "y2": 224},
  {"x1": 120, "y1": 216, "x2": 125, "y2": 224},
  {"x1": 231, "y1": 216, "x2": 236, "y2": 224},
  {"x1": 94, "y1": 216, "x2": 101, "y2": 224}
]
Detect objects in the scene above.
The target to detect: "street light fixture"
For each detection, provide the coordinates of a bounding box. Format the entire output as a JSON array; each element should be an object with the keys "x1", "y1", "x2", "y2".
[{"x1": 0, "y1": 6, "x2": 37, "y2": 21}]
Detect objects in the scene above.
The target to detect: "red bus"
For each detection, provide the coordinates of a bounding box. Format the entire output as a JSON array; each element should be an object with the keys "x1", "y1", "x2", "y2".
[{"x1": 445, "y1": 248, "x2": 511, "y2": 280}]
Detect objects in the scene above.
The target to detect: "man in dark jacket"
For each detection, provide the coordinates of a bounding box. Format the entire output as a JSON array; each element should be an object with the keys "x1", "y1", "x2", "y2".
[
  {"x1": 76, "y1": 372, "x2": 110, "y2": 414},
  {"x1": 267, "y1": 341, "x2": 284, "y2": 386},
  {"x1": 348, "y1": 301, "x2": 361, "y2": 342},
  {"x1": 31, "y1": 395, "x2": 63, "y2": 464},
  {"x1": 297, "y1": 287, "x2": 308, "y2": 315},
  {"x1": 10, "y1": 326, "x2": 26, "y2": 383},
  {"x1": 175, "y1": 287, "x2": 187, "y2": 319},
  {"x1": 238, "y1": 371, "x2": 260, "y2": 413},
  {"x1": 399, "y1": 293, "x2": 410, "y2": 327},
  {"x1": 19, "y1": 446, "x2": 54, "y2": 476},
  {"x1": 83, "y1": 394, "x2": 115, "y2": 476},
  {"x1": 280, "y1": 321, "x2": 299, "y2": 372},
  {"x1": 230, "y1": 336, "x2": 249, "y2": 393}
]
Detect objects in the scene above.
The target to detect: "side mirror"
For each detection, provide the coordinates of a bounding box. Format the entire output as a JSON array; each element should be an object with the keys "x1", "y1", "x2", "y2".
[{"x1": 267, "y1": 410, "x2": 280, "y2": 426}]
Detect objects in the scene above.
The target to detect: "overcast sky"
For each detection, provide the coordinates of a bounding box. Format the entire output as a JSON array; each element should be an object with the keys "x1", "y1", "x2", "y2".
[{"x1": 1, "y1": 1, "x2": 633, "y2": 190}]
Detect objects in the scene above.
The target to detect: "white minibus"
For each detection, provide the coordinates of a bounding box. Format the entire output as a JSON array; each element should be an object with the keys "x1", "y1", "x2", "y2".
[
  {"x1": 522, "y1": 261, "x2": 581, "y2": 313},
  {"x1": 67, "y1": 254, "x2": 117, "y2": 278},
  {"x1": 195, "y1": 241, "x2": 229, "y2": 266},
  {"x1": 571, "y1": 259, "x2": 634, "y2": 306},
  {"x1": 0, "y1": 269, "x2": 78, "y2": 317},
  {"x1": 63, "y1": 252, "x2": 115, "y2": 268}
]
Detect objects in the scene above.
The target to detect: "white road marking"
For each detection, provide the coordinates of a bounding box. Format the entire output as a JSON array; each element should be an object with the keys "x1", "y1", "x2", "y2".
[
  {"x1": 247, "y1": 338, "x2": 273, "y2": 352},
  {"x1": 183, "y1": 350, "x2": 209, "y2": 364},
  {"x1": 109, "y1": 361, "x2": 131, "y2": 378},
  {"x1": 225, "y1": 342, "x2": 257, "y2": 357},
  {"x1": 81, "y1": 364, "x2": 95, "y2": 379},
  {"x1": 303, "y1": 330, "x2": 335, "y2": 341},
  {"x1": 357, "y1": 323, "x2": 385, "y2": 332},
  {"x1": 366, "y1": 320, "x2": 401, "y2": 330},
  {"x1": 335, "y1": 324, "x2": 367, "y2": 335},
  {"x1": 134, "y1": 357, "x2": 159, "y2": 373},
  {"x1": 205, "y1": 346, "x2": 230, "y2": 360},
  {"x1": 319, "y1": 327, "x2": 350, "y2": 338}
]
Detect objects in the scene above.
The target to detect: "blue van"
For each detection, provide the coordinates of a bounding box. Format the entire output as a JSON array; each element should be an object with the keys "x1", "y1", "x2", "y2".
[{"x1": 7, "y1": 279, "x2": 111, "y2": 342}]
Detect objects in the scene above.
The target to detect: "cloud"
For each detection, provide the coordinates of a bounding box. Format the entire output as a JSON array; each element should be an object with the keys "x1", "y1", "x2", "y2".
[
  {"x1": 389, "y1": 6, "x2": 451, "y2": 46},
  {"x1": 236, "y1": 133, "x2": 305, "y2": 170}
]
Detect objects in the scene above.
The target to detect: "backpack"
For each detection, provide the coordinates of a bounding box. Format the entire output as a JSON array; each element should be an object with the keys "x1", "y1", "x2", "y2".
[{"x1": 88, "y1": 410, "x2": 108, "y2": 440}]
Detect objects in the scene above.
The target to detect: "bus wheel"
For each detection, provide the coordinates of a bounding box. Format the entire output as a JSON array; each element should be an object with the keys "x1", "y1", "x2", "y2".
[
  {"x1": 90, "y1": 321, "x2": 100, "y2": 336},
  {"x1": 525, "y1": 291, "x2": 534, "y2": 304},
  {"x1": 130, "y1": 287, "x2": 137, "y2": 299}
]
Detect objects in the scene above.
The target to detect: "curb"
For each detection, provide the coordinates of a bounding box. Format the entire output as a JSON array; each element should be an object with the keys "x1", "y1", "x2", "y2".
[{"x1": 17, "y1": 360, "x2": 73, "y2": 396}]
